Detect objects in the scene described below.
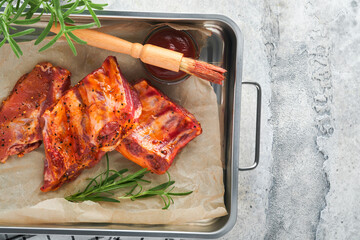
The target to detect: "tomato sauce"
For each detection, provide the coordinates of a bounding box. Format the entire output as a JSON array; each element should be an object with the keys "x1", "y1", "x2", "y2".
[{"x1": 144, "y1": 27, "x2": 197, "y2": 82}]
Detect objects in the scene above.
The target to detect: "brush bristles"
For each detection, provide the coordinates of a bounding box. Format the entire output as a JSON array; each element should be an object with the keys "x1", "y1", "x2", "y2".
[{"x1": 180, "y1": 58, "x2": 226, "y2": 84}]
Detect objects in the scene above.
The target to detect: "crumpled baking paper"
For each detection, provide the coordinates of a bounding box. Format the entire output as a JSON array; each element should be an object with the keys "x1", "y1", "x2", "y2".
[{"x1": 0, "y1": 22, "x2": 226, "y2": 225}]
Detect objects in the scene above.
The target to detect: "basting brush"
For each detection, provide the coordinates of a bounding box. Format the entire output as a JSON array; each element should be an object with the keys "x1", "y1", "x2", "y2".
[{"x1": 50, "y1": 25, "x2": 226, "y2": 84}]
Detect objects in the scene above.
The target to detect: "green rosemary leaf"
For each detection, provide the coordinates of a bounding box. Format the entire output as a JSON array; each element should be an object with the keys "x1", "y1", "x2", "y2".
[
  {"x1": 114, "y1": 168, "x2": 149, "y2": 184},
  {"x1": 25, "y1": 2, "x2": 40, "y2": 19},
  {"x1": 61, "y1": 1, "x2": 85, "y2": 9},
  {"x1": 34, "y1": 14, "x2": 53, "y2": 45},
  {"x1": 25, "y1": 1, "x2": 45, "y2": 19},
  {"x1": 39, "y1": 30, "x2": 63, "y2": 52},
  {"x1": 99, "y1": 181, "x2": 138, "y2": 192},
  {"x1": 137, "y1": 178, "x2": 151, "y2": 183},
  {"x1": 86, "y1": 196, "x2": 120, "y2": 203},
  {"x1": 0, "y1": 38, "x2": 6, "y2": 48},
  {"x1": 8, "y1": 25, "x2": 17, "y2": 30},
  {"x1": 9, "y1": 0, "x2": 31, "y2": 23},
  {"x1": 0, "y1": 17, "x2": 8, "y2": 37},
  {"x1": 168, "y1": 191, "x2": 193, "y2": 196},
  {"x1": 15, "y1": 0, "x2": 21, "y2": 10},
  {"x1": 63, "y1": 0, "x2": 79, "y2": 18},
  {"x1": 65, "y1": 22, "x2": 95, "y2": 31},
  {"x1": 88, "y1": 3, "x2": 107, "y2": 10},
  {"x1": 84, "y1": 1, "x2": 100, "y2": 27},
  {"x1": 104, "y1": 153, "x2": 110, "y2": 184},
  {"x1": 128, "y1": 192, "x2": 158, "y2": 199},
  {"x1": 0, "y1": 1, "x2": 7, "y2": 10},
  {"x1": 160, "y1": 195, "x2": 168, "y2": 209},
  {"x1": 64, "y1": 16, "x2": 75, "y2": 24},
  {"x1": 71, "y1": 6, "x2": 86, "y2": 15},
  {"x1": 66, "y1": 195, "x2": 120, "y2": 203},
  {"x1": 11, "y1": 28, "x2": 35, "y2": 37},
  {"x1": 8, "y1": 37, "x2": 22, "y2": 56},
  {"x1": 125, "y1": 183, "x2": 141, "y2": 197},
  {"x1": 53, "y1": 0, "x2": 60, "y2": 11},
  {"x1": 8, "y1": 38, "x2": 21, "y2": 57},
  {"x1": 13, "y1": 16, "x2": 41, "y2": 25},
  {"x1": 101, "y1": 169, "x2": 128, "y2": 185},
  {"x1": 148, "y1": 181, "x2": 175, "y2": 191},
  {"x1": 83, "y1": 170, "x2": 105, "y2": 192},
  {"x1": 54, "y1": 0, "x2": 65, "y2": 29},
  {"x1": 64, "y1": 32, "x2": 77, "y2": 55}
]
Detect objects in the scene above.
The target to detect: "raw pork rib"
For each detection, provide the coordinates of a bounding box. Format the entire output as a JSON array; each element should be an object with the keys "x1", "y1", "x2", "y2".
[
  {"x1": 0, "y1": 63, "x2": 71, "y2": 163},
  {"x1": 41, "y1": 56, "x2": 141, "y2": 192},
  {"x1": 117, "y1": 79, "x2": 202, "y2": 174}
]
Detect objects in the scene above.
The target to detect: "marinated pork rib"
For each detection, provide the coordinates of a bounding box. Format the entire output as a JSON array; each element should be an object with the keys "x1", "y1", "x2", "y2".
[
  {"x1": 0, "y1": 63, "x2": 71, "y2": 163},
  {"x1": 117, "y1": 80, "x2": 202, "y2": 174},
  {"x1": 41, "y1": 56, "x2": 141, "y2": 192}
]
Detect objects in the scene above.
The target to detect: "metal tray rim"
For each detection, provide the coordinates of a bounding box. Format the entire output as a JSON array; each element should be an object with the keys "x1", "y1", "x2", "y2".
[{"x1": 0, "y1": 10, "x2": 244, "y2": 239}]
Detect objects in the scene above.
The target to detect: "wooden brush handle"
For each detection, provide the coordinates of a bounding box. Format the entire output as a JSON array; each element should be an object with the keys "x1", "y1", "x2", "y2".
[{"x1": 51, "y1": 25, "x2": 184, "y2": 72}]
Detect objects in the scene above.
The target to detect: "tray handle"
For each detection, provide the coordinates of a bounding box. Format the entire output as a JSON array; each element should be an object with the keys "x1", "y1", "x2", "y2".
[{"x1": 238, "y1": 82, "x2": 261, "y2": 171}]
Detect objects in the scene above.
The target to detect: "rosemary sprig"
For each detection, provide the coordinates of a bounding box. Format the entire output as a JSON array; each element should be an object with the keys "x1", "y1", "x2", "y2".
[
  {"x1": 119, "y1": 171, "x2": 193, "y2": 210},
  {"x1": 0, "y1": 0, "x2": 107, "y2": 57},
  {"x1": 65, "y1": 154, "x2": 192, "y2": 209},
  {"x1": 65, "y1": 154, "x2": 149, "y2": 203}
]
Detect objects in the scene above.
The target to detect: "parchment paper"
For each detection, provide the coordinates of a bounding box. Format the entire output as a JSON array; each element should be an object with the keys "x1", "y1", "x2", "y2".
[{"x1": 0, "y1": 23, "x2": 227, "y2": 225}]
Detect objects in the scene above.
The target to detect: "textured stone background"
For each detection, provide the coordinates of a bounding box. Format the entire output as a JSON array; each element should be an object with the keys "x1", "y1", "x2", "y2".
[
  {"x1": 2, "y1": 0, "x2": 359, "y2": 239},
  {"x1": 101, "y1": 0, "x2": 360, "y2": 239}
]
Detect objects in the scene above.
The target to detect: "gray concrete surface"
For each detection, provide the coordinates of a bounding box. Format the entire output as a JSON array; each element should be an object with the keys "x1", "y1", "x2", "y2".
[
  {"x1": 2, "y1": 0, "x2": 358, "y2": 239},
  {"x1": 101, "y1": 0, "x2": 360, "y2": 239}
]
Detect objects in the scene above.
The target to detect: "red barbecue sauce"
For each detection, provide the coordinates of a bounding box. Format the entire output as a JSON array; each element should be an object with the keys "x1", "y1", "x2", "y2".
[{"x1": 144, "y1": 27, "x2": 197, "y2": 82}]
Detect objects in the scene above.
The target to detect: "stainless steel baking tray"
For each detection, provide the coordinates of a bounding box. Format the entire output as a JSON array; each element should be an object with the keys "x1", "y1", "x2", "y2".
[{"x1": 0, "y1": 11, "x2": 261, "y2": 239}]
